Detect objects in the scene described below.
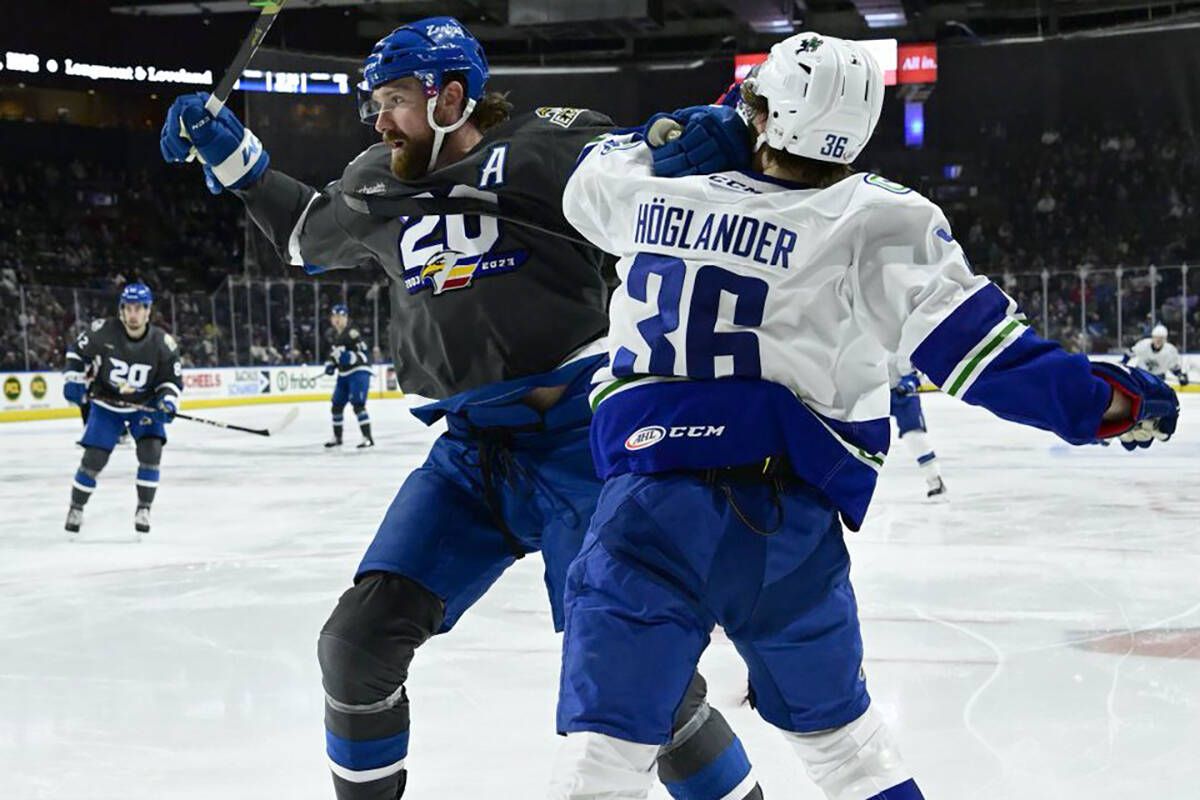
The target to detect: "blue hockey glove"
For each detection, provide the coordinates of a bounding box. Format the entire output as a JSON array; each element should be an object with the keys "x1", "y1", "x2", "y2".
[
  {"x1": 893, "y1": 373, "x2": 921, "y2": 397},
  {"x1": 302, "y1": 264, "x2": 328, "y2": 276},
  {"x1": 338, "y1": 350, "x2": 354, "y2": 367},
  {"x1": 646, "y1": 105, "x2": 750, "y2": 178},
  {"x1": 160, "y1": 92, "x2": 269, "y2": 193},
  {"x1": 1091, "y1": 362, "x2": 1179, "y2": 450},
  {"x1": 63, "y1": 379, "x2": 87, "y2": 407},
  {"x1": 153, "y1": 393, "x2": 178, "y2": 425},
  {"x1": 324, "y1": 363, "x2": 337, "y2": 376},
  {"x1": 1176, "y1": 370, "x2": 1190, "y2": 387},
  {"x1": 714, "y1": 80, "x2": 742, "y2": 109}
]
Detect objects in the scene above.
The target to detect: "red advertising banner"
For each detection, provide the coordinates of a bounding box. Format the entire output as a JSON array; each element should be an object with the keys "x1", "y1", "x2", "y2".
[
  {"x1": 736, "y1": 39, "x2": 900, "y2": 85},
  {"x1": 897, "y1": 43, "x2": 938, "y2": 84},
  {"x1": 734, "y1": 53, "x2": 767, "y2": 82}
]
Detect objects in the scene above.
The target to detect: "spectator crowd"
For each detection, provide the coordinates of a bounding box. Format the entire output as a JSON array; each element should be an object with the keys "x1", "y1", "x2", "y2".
[{"x1": 3, "y1": 119, "x2": 1198, "y2": 372}]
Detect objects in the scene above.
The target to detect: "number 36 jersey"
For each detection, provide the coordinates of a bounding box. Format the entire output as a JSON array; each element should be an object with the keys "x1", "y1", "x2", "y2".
[
  {"x1": 565, "y1": 133, "x2": 1114, "y2": 529},
  {"x1": 65, "y1": 319, "x2": 183, "y2": 412}
]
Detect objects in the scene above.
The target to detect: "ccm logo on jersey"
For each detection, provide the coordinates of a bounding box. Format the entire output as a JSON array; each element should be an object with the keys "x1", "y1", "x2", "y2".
[{"x1": 625, "y1": 424, "x2": 726, "y2": 451}]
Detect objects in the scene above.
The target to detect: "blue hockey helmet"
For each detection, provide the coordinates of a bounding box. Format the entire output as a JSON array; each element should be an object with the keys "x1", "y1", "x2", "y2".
[
  {"x1": 358, "y1": 16, "x2": 489, "y2": 124},
  {"x1": 330, "y1": 303, "x2": 349, "y2": 316},
  {"x1": 119, "y1": 282, "x2": 153, "y2": 307}
]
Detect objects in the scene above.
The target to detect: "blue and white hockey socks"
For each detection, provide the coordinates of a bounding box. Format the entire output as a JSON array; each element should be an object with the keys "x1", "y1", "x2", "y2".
[
  {"x1": 784, "y1": 705, "x2": 924, "y2": 800},
  {"x1": 900, "y1": 431, "x2": 941, "y2": 489}
]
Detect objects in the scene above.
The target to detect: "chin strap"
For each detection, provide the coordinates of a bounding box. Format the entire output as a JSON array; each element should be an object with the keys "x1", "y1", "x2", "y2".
[{"x1": 425, "y1": 94, "x2": 478, "y2": 172}]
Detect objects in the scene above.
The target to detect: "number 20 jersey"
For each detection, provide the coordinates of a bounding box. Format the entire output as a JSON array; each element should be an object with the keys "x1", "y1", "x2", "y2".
[
  {"x1": 65, "y1": 319, "x2": 183, "y2": 411},
  {"x1": 565, "y1": 133, "x2": 1113, "y2": 529},
  {"x1": 235, "y1": 109, "x2": 615, "y2": 400}
]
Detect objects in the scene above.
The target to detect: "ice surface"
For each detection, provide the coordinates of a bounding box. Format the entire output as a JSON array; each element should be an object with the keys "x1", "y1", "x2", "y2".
[{"x1": 2, "y1": 394, "x2": 1199, "y2": 799}]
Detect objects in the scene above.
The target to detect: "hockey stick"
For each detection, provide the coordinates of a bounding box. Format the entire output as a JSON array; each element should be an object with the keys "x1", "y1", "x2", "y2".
[
  {"x1": 183, "y1": 0, "x2": 290, "y2": 161},
  {"x1": 115, "y1": 401, "x2": 279, "y2": 437}
]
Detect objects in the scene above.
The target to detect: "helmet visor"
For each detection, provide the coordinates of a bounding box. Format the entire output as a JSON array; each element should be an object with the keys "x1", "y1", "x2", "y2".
[{"x1": 357, "y1": 84, "x2": 382, "y2": 125}]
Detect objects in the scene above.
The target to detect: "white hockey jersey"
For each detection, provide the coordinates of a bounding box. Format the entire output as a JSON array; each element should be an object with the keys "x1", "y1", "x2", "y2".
[
  {"x1": 564, "y1": 133, "x2": 1114, "y2": 528},
  {"x1": 1126, "y1": 338, "x2": 1183, "y2": 379}
]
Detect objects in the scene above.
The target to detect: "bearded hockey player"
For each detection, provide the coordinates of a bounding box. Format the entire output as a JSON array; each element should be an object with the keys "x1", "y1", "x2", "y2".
[{"x1": 161, "y1": 16, "x2": 763, "y2": 800}]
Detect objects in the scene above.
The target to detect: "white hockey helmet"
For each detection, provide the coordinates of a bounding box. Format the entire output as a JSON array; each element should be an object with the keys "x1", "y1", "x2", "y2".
[
  {"x1": 743, "y1": 32, "x2": 884, "y2": 164},
  {"x1": 1152, "y1": 324, "x2": 1168, "y2": 340}
]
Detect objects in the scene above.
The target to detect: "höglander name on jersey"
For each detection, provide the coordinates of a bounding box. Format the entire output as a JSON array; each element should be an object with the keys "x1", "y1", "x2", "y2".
[{"x1": 634, "y1": 197, "x2": 798, "y2": 269}]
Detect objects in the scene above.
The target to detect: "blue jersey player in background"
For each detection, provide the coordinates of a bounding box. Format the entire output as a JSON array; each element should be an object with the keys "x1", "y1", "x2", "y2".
[
  {"x1": 324, "y1": 303, "x2": 375, "y2": 449},
  {"x1": 888, "y1": 354, "x2": 947, "y2": 500},
  {"x1": 62, "y1": 282, "x2": 182, "y2": 538},
  {"x1": 551, "y1": 32, "x2": 1179, "y2": 799}
]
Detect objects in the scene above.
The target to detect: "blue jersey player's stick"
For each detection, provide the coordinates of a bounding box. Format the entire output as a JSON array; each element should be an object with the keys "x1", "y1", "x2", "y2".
[{"x1": 116, "y1": 401, "x2": 298, "y2": 437}]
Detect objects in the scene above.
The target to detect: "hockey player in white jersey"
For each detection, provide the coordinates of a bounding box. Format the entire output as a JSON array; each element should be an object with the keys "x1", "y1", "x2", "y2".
[
  {"x1": 1123, "y1": 324, "x2": 1189, "y2": 385},
  {"x1": 550, "y1": 32, "x2": 1179, "y2": 800},
  {"x1": 887, "y1": 354, "x2": 946, "y2": 499}
]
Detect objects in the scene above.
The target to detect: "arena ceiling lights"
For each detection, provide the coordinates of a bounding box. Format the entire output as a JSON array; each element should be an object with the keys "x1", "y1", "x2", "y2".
[{"x1": 0, "y1": 48, "x2": 350, "y2": 95}]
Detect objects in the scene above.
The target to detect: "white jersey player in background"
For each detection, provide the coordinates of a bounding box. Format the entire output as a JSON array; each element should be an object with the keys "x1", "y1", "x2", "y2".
[
  {"x1": 1124, "y1": 324, "x2": 1189, "y2": 385},
  {"x1": 887, "y1": 353, "x2": 946, "y2": 499},
  {"x1": 550, "y1": 32, "x2": 1179, "y2": 800}
]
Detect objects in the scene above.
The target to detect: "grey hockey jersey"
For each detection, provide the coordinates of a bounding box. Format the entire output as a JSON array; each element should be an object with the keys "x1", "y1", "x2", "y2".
[
  {"x1": 235, "y1": 108, "x2": 614, "y2": 399},
  {"x1": 64, "y1": 319, "x2": 183, "y2": 412}
]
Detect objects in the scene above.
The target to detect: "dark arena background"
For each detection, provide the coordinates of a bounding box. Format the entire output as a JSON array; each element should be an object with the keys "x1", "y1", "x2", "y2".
[{"x1": 1, "y1": 2, "x2": 1199, "y2": 798}]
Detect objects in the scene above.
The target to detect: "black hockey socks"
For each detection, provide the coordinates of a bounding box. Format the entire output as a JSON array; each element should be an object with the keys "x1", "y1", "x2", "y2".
[
  {"x1": 327, "y1": 405, "x2": 346, "y2": 447},
  {"x1": 71, "y1": 446, "x2": 111, "y2": 508},
  {"x1": 657, "y1": 674, "x2": 762, "y2": 800},
  {"x1": 318, "y1": 573, "x2": 444, "y2": 799},
  {"x1": 350, "y1": 402, "x2": 369, "y2": 448},
  {"x1": 135, "y1": 437, "x2": 163, "y2": 508}
]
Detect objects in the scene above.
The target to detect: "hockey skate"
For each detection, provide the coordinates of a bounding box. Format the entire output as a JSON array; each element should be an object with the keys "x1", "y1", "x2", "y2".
[
  {"x1": 65, "y1": 506, "x2": 84, "y2": 536},
  {"x1": 134, "y1": 506, "x2": 151, "y2": 535},
  {"x1": 356, "y1": 437, "x2": 375, "y2": 449},
  {"x1": 926, "y1": 477, "x2": 949, "y2": 502},
  {"x1": 324, "y1": 437, "x2": 343, "y2": 449}
]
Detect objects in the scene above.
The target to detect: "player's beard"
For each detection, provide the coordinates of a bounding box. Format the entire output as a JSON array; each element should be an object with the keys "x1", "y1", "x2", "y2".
[{"x1": 385, "y1": 130, "x2": 433, "y2": 180}]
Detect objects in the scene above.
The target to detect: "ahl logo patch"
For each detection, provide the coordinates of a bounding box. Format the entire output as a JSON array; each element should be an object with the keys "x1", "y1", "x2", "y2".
[
  {"x1": 624, "y1": 424, "x2": 728, "y2": 451},
  {"x1": 625, "y1": 426, "x2": 666, "y2": 451}
]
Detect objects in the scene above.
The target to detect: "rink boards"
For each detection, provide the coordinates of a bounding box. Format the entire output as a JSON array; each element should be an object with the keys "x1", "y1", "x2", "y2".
[
  {"x1": 0, "y1": 364, "x2": 404, "y2": 422},
  {"x1": 2, "y1": 355, "x2": 1195, "y2": 423}
]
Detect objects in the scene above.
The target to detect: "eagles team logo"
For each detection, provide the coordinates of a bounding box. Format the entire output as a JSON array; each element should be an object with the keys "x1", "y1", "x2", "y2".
[
  {"x1": 404, "y1": 247, "x2": 529, "y2": 296},
  {"x1": 400, "y1": 213, "x2": 529, "y2": 296},
  {"x1": 419, "y1": 250, "x2": 479, "y2": 295}
]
